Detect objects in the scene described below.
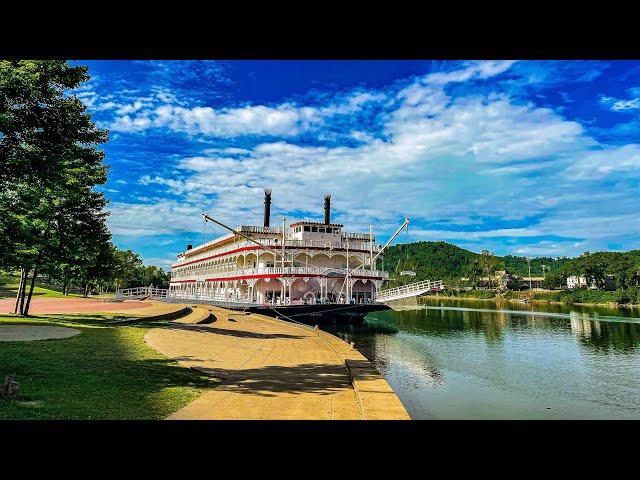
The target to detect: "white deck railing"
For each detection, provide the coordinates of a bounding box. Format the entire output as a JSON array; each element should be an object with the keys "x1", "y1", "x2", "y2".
[
  {"x1": 171, "y1": 266, "x2": 388, "y2": 283},
  {"x1": 119, "y1": 287, "x2": 378, "y2": 307},
  {"x1": 375, "y1": 279, "x2": 444, "y2": 302},
  {"x1": 174, "y1": 238, "x2": 377, "y2": 267}
]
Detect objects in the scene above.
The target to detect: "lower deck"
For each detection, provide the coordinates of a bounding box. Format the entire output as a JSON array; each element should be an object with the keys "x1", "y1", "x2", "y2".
[{"x1": 169, "y1": 275, "x2": 385, "y2": 306}]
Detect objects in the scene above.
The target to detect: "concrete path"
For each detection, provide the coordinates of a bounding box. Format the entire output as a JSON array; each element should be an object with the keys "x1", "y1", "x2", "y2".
[
  {"x1": 144, "y1": 307, "x2": 410, "y2": 420},
  {"x1": 0, "y1": 297, "x2": 152, "y2": 314}
]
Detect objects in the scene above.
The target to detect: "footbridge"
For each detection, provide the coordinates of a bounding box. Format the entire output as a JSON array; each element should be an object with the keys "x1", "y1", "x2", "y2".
[
  {"x1": 118, "y1": 287, "x2": 169, "y2": 301},
  {"x1": 375, "y1": 279, "x2": 444, "y2": 303}
]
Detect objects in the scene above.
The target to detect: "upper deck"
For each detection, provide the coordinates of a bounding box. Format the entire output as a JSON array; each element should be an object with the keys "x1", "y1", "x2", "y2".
[{"x1": 173, "y1": 223, "x2": 380, "y2": 269}]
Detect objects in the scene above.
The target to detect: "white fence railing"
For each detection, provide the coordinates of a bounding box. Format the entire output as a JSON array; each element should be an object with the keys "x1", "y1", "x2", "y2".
[
  {"x1": 118, "y1": 287, "x2": 169, "y2": 300},
  {"x1": 171, "y1": 266, "x2": 389, "y2": 283},
  {"x1": 375, "y1": 279, "x2": 444, "y2": 302}
]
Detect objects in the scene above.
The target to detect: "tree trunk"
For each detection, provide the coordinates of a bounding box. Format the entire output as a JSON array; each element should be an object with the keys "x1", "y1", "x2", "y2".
[
  {"x1": 23, "y1": 266, "x2": 38, "y2": 316},
  {"x1": 19, "y1": 268, "x2": 30, "y2": 315},
  {"x1": 84, "y1": 283, "x2": 89, "y2": 297},
  {"x1": 14, "y1": 267, "x2": 26, "y2": 314}
]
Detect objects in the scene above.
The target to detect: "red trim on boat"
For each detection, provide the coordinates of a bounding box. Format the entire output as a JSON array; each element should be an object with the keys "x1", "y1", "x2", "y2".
[{"x1": 170, "y1": 274, "x2": 383, "y2": 284}]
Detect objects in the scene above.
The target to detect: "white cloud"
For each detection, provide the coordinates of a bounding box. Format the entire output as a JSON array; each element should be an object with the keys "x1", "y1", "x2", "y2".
[
  {"x1": 600, "y1": 94, "x2": 640, "y2": 112},
  {"x1": 107, "y1": 200, "x2": 205, "y2": 236},
  {"x1": 107, "y1": 62, "x2": 640, "y2": 257},
  {"x1": 108, "y1": 90, "x2": 387, "y2": 137},
  {"x1": 423, "y1": 60, "x2": 517, "y2": 85},
  {"x1": 565, "y1": 144, "x2": 640, "y2": 180}
]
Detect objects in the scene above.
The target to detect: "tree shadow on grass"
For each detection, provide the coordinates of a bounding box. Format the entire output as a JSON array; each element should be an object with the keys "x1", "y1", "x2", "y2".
[{"x1": 0, "y1": 325, "x2": 216, "y2": 420}]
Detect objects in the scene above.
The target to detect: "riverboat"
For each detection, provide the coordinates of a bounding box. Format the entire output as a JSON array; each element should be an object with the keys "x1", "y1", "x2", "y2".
[{"x1": 168, "y1": 190, "x2": 394, "y2": 323}]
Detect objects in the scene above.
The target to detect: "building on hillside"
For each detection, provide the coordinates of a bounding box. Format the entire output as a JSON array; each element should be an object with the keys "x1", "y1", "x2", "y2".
[
  {"x1": 520, "y1": 276, "x2": 545, "y2": 290},
  {"x1": 604, "y1": 274, "x2": 617, "y2": 291},
  {"x1": 567, "y1": 275, "x2": 617, "y2": 290},
  {"x1": 567, "y1": 276, "x2": 588, "y2": 289}
]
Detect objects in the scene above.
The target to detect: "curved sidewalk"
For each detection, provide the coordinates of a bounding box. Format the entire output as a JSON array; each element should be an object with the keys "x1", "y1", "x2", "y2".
[
  {"x1": 144, "y1": 306, "x2": 410, "y2": 420},
  {"x1": 0, "y1": 297, "x2": 152, "y2": 314}
]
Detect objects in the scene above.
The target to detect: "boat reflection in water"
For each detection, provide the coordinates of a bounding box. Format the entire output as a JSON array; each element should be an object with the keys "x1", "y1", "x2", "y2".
[{"x1": 324, "y1": 297, "x2": 640, "y2": 420}]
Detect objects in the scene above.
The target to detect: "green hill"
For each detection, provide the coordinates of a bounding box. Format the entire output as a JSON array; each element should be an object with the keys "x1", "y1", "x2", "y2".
[
  {"x1": 381, "y1": 242, "x2": 615, "y2": 281},
  {"x1": 381, "y1": 242, "x2": 640, "y2": 292},
  {"x1": 382, "y1": 241, "x2": 478, "y2": 282}
]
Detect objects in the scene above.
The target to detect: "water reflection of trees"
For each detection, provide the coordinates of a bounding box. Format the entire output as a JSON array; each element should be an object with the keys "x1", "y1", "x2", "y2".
[
  {"x1": 424, "y1": 296, "x2": 640, "y2": 320},
  {"x1": 390, "y1": 307, "x2": 508, "y2": 344},
  {"x1": 391, "y1": 303, "x2": 640, "y2": 352},
  {"x1": 570, "y1": 315, "x2": 640, "y2": 353}
]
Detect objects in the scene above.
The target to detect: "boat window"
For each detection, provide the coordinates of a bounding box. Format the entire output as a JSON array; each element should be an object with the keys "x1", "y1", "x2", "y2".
[
  {"x1": 318, "y1": 226, "x2": 325, "y2": 233},
  {"x1": 312, "y1": 226, "x2": 318, "y2": 232},
  {"x1": 304, "y1": 226, "x2": 310, "y2": 232}
]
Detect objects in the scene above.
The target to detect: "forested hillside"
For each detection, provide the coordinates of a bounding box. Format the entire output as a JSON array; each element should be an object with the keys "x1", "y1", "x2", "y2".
[
  {"x1": 382, "y1": 241, "x2": 478, "y2": 281},
  {"x1": 382, "y1": 241, "x2": 640, "y2": 290}
]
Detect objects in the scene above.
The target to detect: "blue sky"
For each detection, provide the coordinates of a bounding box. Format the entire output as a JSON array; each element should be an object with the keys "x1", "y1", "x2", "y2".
[{"x1": 72, "y1": 60, "x2": 640, "y2": 269}]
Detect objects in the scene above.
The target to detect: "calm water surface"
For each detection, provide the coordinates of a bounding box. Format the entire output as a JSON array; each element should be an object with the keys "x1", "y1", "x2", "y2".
[{"x1": 326, "y1": 298, "x2": 640, "y2": 419}]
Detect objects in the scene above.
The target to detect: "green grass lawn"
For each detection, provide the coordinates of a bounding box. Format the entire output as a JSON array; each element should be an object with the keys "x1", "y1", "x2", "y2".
[
  {"x1": 0, "y1": 271, "x2": 81, "y2": 299},
  {"x1": 0, "y1": 314, "x2": 216, "y2": 419}
]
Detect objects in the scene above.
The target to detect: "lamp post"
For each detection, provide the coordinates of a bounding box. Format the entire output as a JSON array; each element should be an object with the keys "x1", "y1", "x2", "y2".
[{"x1": 526, "y1": 257, "x2": 532, "y2": 290}]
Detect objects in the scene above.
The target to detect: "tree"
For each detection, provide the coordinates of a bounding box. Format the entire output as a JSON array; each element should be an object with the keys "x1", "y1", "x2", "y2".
[
  {"x1": 0, "y1": 60, "x2": 110, "y2": 315},
  {"x1": 138, "y1": 265, "x2": 171, "y2": 289},
  {"x1": 542, "y1": 271, "x2": 566, "y2": 290},
  {"x1": 465, "y1": 259, "x2": 483, "y2": 289},
  {"x1": 478, "y1": 249, "x2": 499, "y2": 288},
  {"x1": 112, "y1": 249, "x2": 143, "y2": 291}
]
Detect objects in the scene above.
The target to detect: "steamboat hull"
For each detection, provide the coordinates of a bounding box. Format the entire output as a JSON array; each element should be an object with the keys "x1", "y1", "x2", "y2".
[
  {"x1": 167, "y1": 298, "x2": 389, "y2": 324},
  {"x1": 248, "y1": 302, "x2": 390, "y2": 324}
]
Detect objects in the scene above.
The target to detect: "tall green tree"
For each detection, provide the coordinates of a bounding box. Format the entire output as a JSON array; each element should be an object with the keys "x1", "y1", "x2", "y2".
[
  {"x1": 0, "y1": 60, "x2": 110, "y2": 315},
  {"x1": 112, "y1": 249, "x2": 143, "y2": 291},
  {"x1": 478, "y1": 249, "x2": 499, "y2": 288}
]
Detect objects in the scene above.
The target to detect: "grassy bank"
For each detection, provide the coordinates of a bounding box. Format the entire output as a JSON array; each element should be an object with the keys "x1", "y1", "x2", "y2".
[
  {"x1": 529, "y1": 288, "x2": 640, "y2": 305},
  {"x1": 429, "y1": 287, "x2": 640, "y2": 306},
  {"x1": 0, "y1": 272, "x2": 80, "y2": 299},
  {"x1": 0, "y1": 314, "x2": 215, "y2": 419},
  {"x1": 436, "y1": 289, "x2": 497, "y2": 300}
]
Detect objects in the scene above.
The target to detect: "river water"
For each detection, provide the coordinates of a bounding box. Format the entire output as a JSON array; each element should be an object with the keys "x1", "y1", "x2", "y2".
[{"x1": 326, "y1": 298, "x2": 640, "y2": 419}]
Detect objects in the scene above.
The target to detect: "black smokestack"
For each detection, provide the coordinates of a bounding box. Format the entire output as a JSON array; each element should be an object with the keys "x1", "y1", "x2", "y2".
[
  {"x1": 186, "y1": 244, "x2": 192, "y2": 250},
  {"x1": 264, "y1": 188, "x2": 272, "y2": 227},
  {"x1": 324, "y1": 194, "x2": 331, "y2": 225}
]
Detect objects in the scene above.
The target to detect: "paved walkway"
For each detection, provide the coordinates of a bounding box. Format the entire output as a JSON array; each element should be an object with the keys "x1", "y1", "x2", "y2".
[
  {"x1": 0, "y1": 297, "x2": 152, "y2": 315},
  {"x1": 144, "y1": 306, "x2": 410, "y2": 420}
]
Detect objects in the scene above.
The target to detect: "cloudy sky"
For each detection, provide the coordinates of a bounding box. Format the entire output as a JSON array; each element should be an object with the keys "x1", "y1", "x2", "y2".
[{"x1": 73, "y1": 60, "x2": 640, "y2": 269}]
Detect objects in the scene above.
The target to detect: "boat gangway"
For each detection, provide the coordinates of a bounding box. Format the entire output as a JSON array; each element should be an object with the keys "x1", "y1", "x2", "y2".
[{"x1": 375, "y1": 279, "x2": 444, "y2": 303}]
